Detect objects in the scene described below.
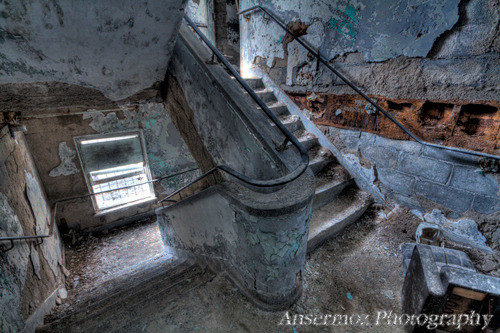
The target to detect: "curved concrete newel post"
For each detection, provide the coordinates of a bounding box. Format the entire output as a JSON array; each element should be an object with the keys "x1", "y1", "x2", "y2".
[{"x1": 156, "y1": 169, "x2": 315, "y2": 310}]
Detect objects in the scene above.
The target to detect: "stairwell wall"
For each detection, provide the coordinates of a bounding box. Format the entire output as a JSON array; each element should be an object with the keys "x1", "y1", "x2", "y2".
[
  {"x1": 0, "y1": 126, "x2": 64, "y2": 332},
  {"x1": 239, "y1": 0, "x2": 500, "y2": 218}
]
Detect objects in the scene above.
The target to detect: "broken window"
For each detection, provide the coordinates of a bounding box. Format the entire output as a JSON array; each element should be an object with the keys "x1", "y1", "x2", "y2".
[{"x1": 74, "y1": 131, "x2": 156, "y2": 213}]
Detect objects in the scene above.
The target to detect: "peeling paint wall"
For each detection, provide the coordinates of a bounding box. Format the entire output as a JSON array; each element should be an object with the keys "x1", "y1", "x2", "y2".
[
  {"x1": 157, "y1": 168, "x2": 315, "y2": 309},
  {"x1": 186, "y1": 0, "x2": 216, "y2": 43},
  {"x1": 214, "y1": 0, "x2": 240, "y2": 63},
  {"x1": 0, "y1": 127, "x2": 64, "y2": 332},
  {"x1": 21, "y1": 102, "x2": 200, "y2": 231},
  {"x1": 240, "y1": 0, "x2": 500, "y2": 216},
  {"x1": 0, "y1": 0, "x2": 187, "y2": 100},
  {"x1": 240, "y1": 0, "x2": 499, "y2": 101}
]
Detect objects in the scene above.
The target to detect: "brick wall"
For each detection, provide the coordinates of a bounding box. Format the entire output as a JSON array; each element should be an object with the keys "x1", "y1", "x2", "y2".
[{"x1": 324, "y1": 126, "x2": 500, "y2": 216}]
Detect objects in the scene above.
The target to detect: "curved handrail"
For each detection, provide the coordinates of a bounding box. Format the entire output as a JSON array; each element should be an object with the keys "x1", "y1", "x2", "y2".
[
  {"x1": 237, "y1": 5, "x2": 500, "y2": 161},
  {"x1": 158, "y1": 14, "x2": 309, "y2": 194}
]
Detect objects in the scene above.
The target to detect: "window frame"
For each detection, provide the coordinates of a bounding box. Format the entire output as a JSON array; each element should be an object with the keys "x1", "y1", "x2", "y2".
[{"x1": 74, "y1": 130, "x2": 156, "y2": 215}]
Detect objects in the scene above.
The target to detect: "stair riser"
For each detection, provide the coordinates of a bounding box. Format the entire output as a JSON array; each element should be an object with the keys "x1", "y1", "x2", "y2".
[
  {"x1": 307, "y1": 203, "x2": 370, "y2": 253},
  {"x1": 309, "y1": 159, "x2": 331, "y2": 174},
  {"x1": 38, "y1": 263, "x2": 197, "y2": 333},
  {"x1": 313, "y1": 180, "x2": 354, "y2": 210},
  {"x1": 256, "y1": 91, "x2": 277, "y2": 103},
  {"x1": 245, "y1": 79, "x2": 264, "y2": 90},
  {"x1": 299, "y1": 138, "x2": 319, "y2": 151},
  {"x1": 270, "y1": 106, "x2": 290, "y2": 117},
  {"x1": 285, "y1": 121, "x2": 303, "y2": 133}
]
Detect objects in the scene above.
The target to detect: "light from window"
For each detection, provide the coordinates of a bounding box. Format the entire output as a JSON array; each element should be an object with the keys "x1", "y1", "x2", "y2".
[
  {"x1": 75, "y1": 131, "x2": 156, "y2": 213},
  {"x1": 90, "y1": 162, "x2": 155, "y2": 210}
]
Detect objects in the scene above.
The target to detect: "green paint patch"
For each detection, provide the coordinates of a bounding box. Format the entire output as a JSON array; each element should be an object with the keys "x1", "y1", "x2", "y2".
[
  {"x1": 345, "y1": 5, "x2": 357, "y2": 23},
  {"x1": 329, "y1": 5, "x2": 359, "y2": 40}
]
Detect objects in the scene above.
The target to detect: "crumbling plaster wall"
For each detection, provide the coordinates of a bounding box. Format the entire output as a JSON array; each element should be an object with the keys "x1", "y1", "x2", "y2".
[
  {"x1": 186, "y1": 0, "x2": 216, "y2": 44},
  {"x1": 168, "y1": 23, "x2": 286, "y2": 182},
  {"x1": 240, "y1": 0, "x2": 499, "y2": 101},
  {"x1": 19, "y1": 101, "x2": 200, "y2": 231},
  {"x1": 214, "y1": 0, "x2": 240, "y2": 62},
  {"x1": 241, "y1": 0, "x2": 500, "y2": 217},
  {"x1": 0, "y1": 0, "x2": 187, "y2": 100},
  {"x1": 0, "y1": 126, "x2": 64, "y2": 332}
]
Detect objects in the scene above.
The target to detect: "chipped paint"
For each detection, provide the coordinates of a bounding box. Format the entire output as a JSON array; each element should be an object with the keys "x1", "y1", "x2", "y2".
[
  {"x1": 0, "y1": 193, "x2": 29, "y2": 332},
  {"x1": 25, "y1": 170, "x2": 63, "y2": 276},
  {"x1": 49, "y1": 142, "x2": 79, "y2": 177},
  {"x1": 241, "y1": 0, "x2": 460, "y2": 65},
  {"x1": 82, "y1": 103, "x2": 198, "y2": 192},
  {"x1": 0, "y1": 0, "x2": 187, "y2": 100},
  {"x1": 29, "y1": 244, "x2": 41, "y2": 280}
]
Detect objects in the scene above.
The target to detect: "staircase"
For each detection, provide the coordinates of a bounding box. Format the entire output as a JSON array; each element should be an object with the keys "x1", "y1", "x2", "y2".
[
  {"x1": 37, "y1": 26, "x2": 373, "y2": 330},
  {"x1": 37, "y1": 256, "x2": 214, "y2": 333},
  {"x1": 244, "y1": 77, "x2": 372, "y2": 252}
]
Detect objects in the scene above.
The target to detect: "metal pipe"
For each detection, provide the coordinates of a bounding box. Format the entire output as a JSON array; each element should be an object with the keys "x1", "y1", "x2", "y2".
[{"x1": 237, "y1": 5, "x2": 500, "y2": 161}]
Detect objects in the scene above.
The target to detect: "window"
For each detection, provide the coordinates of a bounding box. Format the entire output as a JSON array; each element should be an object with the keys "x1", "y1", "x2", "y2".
[{"x1": 74, "y1": 131, "x2": 156, "y2": 213}]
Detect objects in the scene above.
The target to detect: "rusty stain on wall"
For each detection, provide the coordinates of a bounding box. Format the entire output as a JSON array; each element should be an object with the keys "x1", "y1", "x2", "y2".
[{"x1": 288, "y1": 92, "x2": 500, "y2": 154}]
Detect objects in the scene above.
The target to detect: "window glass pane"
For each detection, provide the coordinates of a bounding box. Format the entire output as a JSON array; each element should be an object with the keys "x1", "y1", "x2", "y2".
[{"x1": 76, "y1": 132, "x2": 155, "y2": 212}]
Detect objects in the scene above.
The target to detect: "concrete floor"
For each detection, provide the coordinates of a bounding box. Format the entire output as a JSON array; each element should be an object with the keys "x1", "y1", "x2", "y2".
[
  {"x1": 57, "y1": 218, "x2": 174, "y2": 313},
  {"x1": 50, "y1": 206, "x2": 427, "y2": 332},
  {"x1": 133, "y1": 206, "x2": 411, "y2": 333}
]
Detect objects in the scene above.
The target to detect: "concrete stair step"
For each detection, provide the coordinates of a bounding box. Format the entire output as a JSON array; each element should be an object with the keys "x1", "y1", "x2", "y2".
[
  {"x1": 37, "y1": 259, "x2": 199, "y2": 333},
  {"x1": 263, "y1": 101, "x2": 290, "y2": 117},
  {"x1": 295, "y1": 131, "x2": 319, "y2": 151},
  {"x1": 313, "y1": 162, "x2": 354, "y2": 210},
  {"x1": 271, "y1": 114, "x2": 303, "y2": 133},
  {"x1": 307, "y1": 188, "x2": 372, "y2": 253},
  {"x1": 86, "y1": 266, "x2": 213, "y2": 333},
  {"x1": 308, "y1": 146, "x2": 335, "y2": 174},
  {"x1": 254, "y1": 88, "x2": 277, "y2": 103},
  {"x1": 243, "y1": 78, "x2": 264, "y2": 90}
]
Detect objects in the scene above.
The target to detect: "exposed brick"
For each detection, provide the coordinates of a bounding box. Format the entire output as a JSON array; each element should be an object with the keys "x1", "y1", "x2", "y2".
[
  {"x1": 360, "y1": 145, "x2": 398, "y2": 169},
  {"x1": 398, "y1": 155, "x2": 453, "y2": 184},
  {"x1": 472, "y1": 195, "x2": 500, "y2": 215},
  {"x1": 415, "y1": 181, "x2": 474, "y2": 213},
  {"x1": 387, "y1": 191, "x2": 424, "y2": 211},
  {"x1": 422, "y1": 146, "x2": 481, "y2": 167},
  {"x1": 450, "y1": 166, "x2": 499, "y2": 196},
  {"x1": 377, "y1": 168, "x2": 415, "y2": 196}
]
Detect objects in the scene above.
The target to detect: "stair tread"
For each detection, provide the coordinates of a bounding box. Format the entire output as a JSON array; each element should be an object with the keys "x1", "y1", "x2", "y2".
[
  {"x1": 309, "y1": 188, "x2": 371, "y2": 239},
  {"x1": 266, "y1": 101, "x2": 287, "y2": 108},
  {"x1": 315, "y1": 162, "x2": 351, "y2": 190},
  {"x1": 254, "y1": 87, "x2": 273, "y2": 94},
  {"x1": 41, "y1": 257, "x2": 192, "y2": 329},
  {"x1": 278, "y1": 114, "x2": 299, "y2": 123},
  {"x1": 80, "y1": 265, "x2": 209, "y2": 333},
  {"x1": 39, "y1": 261, "x2": 201, "y2": 333},
  {"x1": 308, "y1": 145, "x2": 333, "y2": 160}
]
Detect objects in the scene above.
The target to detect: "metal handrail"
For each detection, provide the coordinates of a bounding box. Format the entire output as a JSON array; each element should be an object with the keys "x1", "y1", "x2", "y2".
[
  {"x1": 237, "y1": 5, "x2": 500, "y2": 161},
  {"x1": 0, "y1": 167, "x2": 200, "y2": 252},
  {"x1": 0, "y1": 235, "x2": 49, "y2": 252},
  {"x1": 157, "y1": 14, "x2": 309, "y2": 204}
]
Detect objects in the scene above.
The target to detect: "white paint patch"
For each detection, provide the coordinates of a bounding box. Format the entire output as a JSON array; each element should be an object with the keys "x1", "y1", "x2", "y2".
[
  {"x1": 25, "y1": 171, "x2": 63, "y2": 276},
  {"x1": 423, "y1": 209, "x2": 493, "y2": 253},
  {"x1": 49, "y1": 142, "x2": 79, "y2": 177},
  {"x1": 0, "y1": 193, "x2": 30, "y2": 331},
  {"x1": 30, "y1": 243, "x2": 42, "y2": 280}
]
